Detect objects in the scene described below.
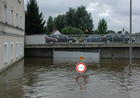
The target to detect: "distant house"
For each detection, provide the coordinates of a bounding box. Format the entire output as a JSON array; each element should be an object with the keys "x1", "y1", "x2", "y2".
[{"x1": 51, "y1": 30, "x2": 61, "y2": 35}]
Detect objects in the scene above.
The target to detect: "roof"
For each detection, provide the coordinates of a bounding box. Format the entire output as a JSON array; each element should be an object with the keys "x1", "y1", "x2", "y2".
[{"x1": 51, "y1": 30, "x2": 61, "y2": 35}]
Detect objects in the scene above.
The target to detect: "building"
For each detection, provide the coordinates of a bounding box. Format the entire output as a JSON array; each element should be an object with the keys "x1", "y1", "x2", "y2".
[
  {"x1": 0, "y1": 0, "x2": 25, "y2": 72},
  {"x1": 51, "y1": 30, "x2": 61, "y2": 35}
]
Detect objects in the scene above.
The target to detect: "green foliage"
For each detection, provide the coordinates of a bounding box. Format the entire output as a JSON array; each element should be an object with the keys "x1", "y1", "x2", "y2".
[
  {"x1": 65, "y1": 8, "x2": 76, "y2": 27},
  {"x1": 74, "y1": 6, "x2": 93, "y2": 33},
  {"x1": 46, "y1": 5, "x2": 94, "y2": 34},
  {"x1": 61, "y1": 26, "x2": 84, "y2": 35},
  {"x1": 92, "y1": 30, "x2": 99, "y2": 34},
  {"x1": 25, "y1": 0, "x2": 46, "y2": 35},
  {"x1": 53, "y1": 15, "x2": 66, "y2": 31},
  {"x1": 46, "y1": 16, "x2": 53, "y2": 33},
  {"x1": 97, "y1": 18, "x2": 108, "y2": 34},
  {"x1": 107, "y1": 30, "x2": 116, "y2": 34}
]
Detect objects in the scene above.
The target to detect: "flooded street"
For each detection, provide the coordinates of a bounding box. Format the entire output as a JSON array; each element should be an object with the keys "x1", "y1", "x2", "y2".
[{"x1": 0, "y1": 58, "x2": 140, "y2": 98}]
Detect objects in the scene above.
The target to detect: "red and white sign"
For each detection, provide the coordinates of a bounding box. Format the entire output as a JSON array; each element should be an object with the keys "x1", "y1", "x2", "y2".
[{"x1": 76, "y1": 62, "x2": 87, "y2": 73}]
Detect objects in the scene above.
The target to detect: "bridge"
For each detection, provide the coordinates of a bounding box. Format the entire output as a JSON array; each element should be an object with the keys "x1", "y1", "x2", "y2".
[
  {"x1": 25, "y1": 42, "x2": 140, "y2": 48},
  {"x1": 25, "y1": 42, "x2": 140, "y2": 59},
  {"x1": 25, "y1": 34, "x2": 140, "y2": 59}
]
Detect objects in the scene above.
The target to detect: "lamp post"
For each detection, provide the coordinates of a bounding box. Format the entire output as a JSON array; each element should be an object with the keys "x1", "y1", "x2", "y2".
[{"x1": 129, "y1": 0, "x2": 132, "y2": 64}]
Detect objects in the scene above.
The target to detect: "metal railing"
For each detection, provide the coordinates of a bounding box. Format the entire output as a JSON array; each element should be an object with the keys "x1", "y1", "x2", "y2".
[
  {"x1": 25, "y1": 34, "x2": 140, "y2": 46},
  {"x1": 46, "y1": 34, "x2": 140, "y2": 44}
]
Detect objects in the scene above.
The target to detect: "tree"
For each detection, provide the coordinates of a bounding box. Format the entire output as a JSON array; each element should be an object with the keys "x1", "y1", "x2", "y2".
[
  {"x1": 46, "y1": 16, "x2": 53, "y2": 34},
  {"x1": 48, "y1": 5, "x2": 94, "y2": 34},
  {"x1": 75, "y1": 6, "x2": 93, "y2": 34},
  {"x1": 107, "y1": 30, "x2": 116, "y2": 34},
  {"x1": 61, "y1": 26, "x2": 84, "y2": 35},
  {"x1": 25, "y1": 0, "x2": 46, "y2": 35},
  {"x1": 65, "y1": 8, "x2": 76, "y2": 26},
  {"x1": 92, "y1": 30, "x2": 99, "y2": 34},
  {"x1": 97, "y1": 18, "x2": 108, "y2": 34},
  {"x1": 53, "y1": 15, "x2": 65, "y2": 31}
]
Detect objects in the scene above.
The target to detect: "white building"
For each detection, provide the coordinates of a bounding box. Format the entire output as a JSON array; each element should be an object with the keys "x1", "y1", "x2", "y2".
[{"x1": 0, "y1": 0, "x2": 25, "y2": 72}]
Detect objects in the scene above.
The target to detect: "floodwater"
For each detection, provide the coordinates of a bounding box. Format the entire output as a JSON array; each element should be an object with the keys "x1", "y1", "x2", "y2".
[{"x1": 0, "y1": 58, "x2": 140, "y2": 98}]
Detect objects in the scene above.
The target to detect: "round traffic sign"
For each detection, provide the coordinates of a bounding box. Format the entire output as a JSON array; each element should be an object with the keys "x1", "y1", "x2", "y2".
[{"x1": 76, "y1": 62, "x2": 87, "y2": 73}]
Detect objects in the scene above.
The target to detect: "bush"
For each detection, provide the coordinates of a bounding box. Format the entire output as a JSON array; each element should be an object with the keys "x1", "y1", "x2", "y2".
[{"x1": 61, "y1": 26, "x2": 84, "y2": 35}]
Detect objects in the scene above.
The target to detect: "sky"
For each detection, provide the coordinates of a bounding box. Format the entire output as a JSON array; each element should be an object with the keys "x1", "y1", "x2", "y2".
[{"x1": 24, "y1": 0, "x2": 140, "y2": 33}]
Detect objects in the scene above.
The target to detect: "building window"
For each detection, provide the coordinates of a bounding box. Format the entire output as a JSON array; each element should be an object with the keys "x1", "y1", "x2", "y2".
[
  {"x1": 22, "y1": 42, "x2": 24, "y2": 56},
  {"x1": 3, "y1": 4, "x2": 8, "y2": 23},
  {"x1": 16, "y1": 13, "x2": 19, "y2": 27},
  {"x1": 11, "y1": 10, "x2": 14, "y2": 25},
  {"x1": 20, "y1": 42, "x2": 22, "y2": 56},
  {"x1": 20, "y1": 16, "x2": 22, "y2": 28},
  {"x1": 19, "y1": 42, "x2": 24, "y2": 56},
  {"x1": 19, "y1": 42, "x2": 22, "y2": 57},
  {"x1": 18, "y1": 42, "x2": 20, "y2": 57},
  {"x1": 16, "y1": 42, "x2": 21, "y2": 58},
  {"x1": 10, "y1": 42, "x2": 14, "y2": 61},
  {"x1": 4, "y1": 42, "x2": 9, "y2": 64},
  {"x1": 16, "y1": 42, "x2": 18, "y2": 58}
]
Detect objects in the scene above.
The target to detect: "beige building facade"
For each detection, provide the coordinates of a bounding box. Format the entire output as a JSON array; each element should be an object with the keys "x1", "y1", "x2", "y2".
[{"x1": 0, "y1": 0, "x2": 25, "y2": 72}]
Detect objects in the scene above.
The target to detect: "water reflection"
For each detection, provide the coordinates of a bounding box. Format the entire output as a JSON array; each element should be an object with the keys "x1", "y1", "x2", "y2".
[
  {"x1": 0, "y1": 59, "x2": 24, "y2": 98},
  {"x1": 75, "y1": 75, "x2": 88, "y2": 98},
  {"x1": 76, "y1": 74, "x2": 88, "y2": 91}
]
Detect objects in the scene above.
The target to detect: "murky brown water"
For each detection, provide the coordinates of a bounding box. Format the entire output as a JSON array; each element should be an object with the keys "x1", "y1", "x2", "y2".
[{"x1": 0, "y1": 58, "x2": 140, "y2": 98}]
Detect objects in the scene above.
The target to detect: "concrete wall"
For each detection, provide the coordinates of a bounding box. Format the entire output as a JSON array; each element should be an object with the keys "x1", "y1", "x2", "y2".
[
  {"x1": 25, "y1": 47, "x2": 140, "y2": 59},
  {"x1": 101, "y1": 47, "x2": 140, "y2": 59},
  {"x1": 25, "y1": 48, "x2": 53, "y2": 58},
  {"x1": 25, "y1": 35, "x2": 46, "y2": 45}
]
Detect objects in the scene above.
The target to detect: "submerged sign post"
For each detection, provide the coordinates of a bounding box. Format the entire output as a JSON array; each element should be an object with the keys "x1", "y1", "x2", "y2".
[{"x1": 76, "y1": 62, "x2": 87, "y2": 73}]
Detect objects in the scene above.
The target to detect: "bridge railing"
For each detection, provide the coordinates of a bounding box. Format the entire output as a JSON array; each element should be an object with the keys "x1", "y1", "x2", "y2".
[
  {"x1": 47, "y1": 34, "x2": 140, "y2": 44},
  {"x1": 45, "y1": 42, "x2": 104, "y2": 46},
  {"x1": 25, "y1": 34, "x2": 140, "y2": 45}
]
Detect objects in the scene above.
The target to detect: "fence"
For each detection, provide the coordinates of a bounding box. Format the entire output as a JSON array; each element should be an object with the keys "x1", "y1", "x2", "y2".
[
  {"x1": 48, "y1": 34, "x2": 140, "y2": 44},
  {"x1": 25, "y1": 34, "x2": 140, "y2": 45}
]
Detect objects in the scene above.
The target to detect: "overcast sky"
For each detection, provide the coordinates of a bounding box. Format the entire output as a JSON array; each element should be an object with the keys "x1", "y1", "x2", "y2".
[{"x1": 24, "y1": 0, "x2": 140, "y2": 33}]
